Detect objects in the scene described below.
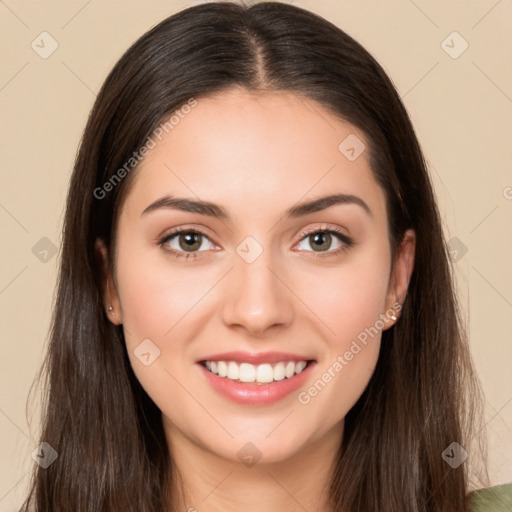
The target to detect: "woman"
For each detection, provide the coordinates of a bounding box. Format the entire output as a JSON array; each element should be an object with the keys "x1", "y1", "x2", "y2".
[{"x1": 20, "y1": 1, "x2": 503, "y2": 511}]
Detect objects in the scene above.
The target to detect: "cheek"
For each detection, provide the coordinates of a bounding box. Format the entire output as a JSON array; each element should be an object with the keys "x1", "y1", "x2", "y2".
[
  {"x1": 294, "y1": 243, "x2": 391, "y2": 349},
  {"x1": 113, "y1": 242, "x2": 211, "y2": 399},
  {"x1": 114, "y1": 251, "x2": 209, "y2": 418},
  {"x1": 116, "y1": 243, "x2": 217, "y2": 345},
  {"x1": 291, "y1": 243, "x2": 390, "y2": 420}
]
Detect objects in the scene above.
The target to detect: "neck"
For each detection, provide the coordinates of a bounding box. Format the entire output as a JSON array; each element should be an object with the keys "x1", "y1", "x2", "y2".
[{"x1": 164, "y1": 420, "x2": 343, "y2": 512}]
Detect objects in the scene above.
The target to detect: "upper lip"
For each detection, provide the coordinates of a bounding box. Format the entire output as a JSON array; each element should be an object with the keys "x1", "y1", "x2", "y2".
[{"x1": 197, "y1": 351, "x2": 315, "y2": 365}]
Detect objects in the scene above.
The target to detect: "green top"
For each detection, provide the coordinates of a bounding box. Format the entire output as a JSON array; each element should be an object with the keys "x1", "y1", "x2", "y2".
[{"x1": 469, "y1": 483, "x2": 512, "y2": 511}]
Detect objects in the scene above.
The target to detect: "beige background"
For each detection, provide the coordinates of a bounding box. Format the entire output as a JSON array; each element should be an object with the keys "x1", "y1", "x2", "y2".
[{"x1": 1, "y1": 0, "x2": 511, "y2": 509}]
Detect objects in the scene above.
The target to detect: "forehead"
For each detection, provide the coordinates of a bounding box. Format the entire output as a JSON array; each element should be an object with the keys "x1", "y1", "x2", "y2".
[{"x1": 120, "y1": 88, "x2": 386, "y2": 223}]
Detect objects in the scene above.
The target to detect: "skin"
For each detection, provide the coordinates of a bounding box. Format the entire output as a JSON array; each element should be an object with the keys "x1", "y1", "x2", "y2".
[{"x1": 96, "y1": 88, "x2": 415, "y2": 512}]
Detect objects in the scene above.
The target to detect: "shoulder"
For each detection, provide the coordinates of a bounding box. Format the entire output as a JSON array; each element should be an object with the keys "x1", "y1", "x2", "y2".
[{"x1": 468, "y1": 482, "x2": 512, "y2": 511}]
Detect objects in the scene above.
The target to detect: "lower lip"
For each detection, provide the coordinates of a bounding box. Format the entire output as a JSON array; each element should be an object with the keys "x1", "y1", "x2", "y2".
[{"x1": 198, "y1": 362, "x2": 315, "y2": 405}]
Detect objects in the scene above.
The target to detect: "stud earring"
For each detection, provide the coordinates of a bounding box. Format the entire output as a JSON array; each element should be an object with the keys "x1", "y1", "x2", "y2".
[
  {"x1": 106, "y1": 280, "x2": 114, "y2": 314},
  {"x1": 390, "y1": 313, "x2": 397, "y2": 321}
]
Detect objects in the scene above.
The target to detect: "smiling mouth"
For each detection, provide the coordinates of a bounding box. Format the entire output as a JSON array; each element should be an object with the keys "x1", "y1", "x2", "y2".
[{"x1": 199, "y1": 359, "x2": 315, "y2": 385}]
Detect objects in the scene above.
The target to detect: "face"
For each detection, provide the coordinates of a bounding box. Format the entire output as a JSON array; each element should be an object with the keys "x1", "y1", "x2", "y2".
[{"x1": 97, "y1": 88, "x2": 414, "y2": 465}]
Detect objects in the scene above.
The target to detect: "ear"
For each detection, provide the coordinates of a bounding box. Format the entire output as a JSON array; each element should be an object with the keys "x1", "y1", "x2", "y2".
[
  {"x1": 95, "y1": 238, "x2": 123, "y2": 325},
  {"x1": 383, "y1": 228, "x2": 415, "y2": 329}
]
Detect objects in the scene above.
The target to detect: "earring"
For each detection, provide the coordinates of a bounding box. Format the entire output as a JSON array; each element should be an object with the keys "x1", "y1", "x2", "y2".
[
  {"x1": 390, "y1": 313, "x2": 397, "y2": 321},
  {"x1": 106, "y1": 280, "x2": 113, "y2": 314}
]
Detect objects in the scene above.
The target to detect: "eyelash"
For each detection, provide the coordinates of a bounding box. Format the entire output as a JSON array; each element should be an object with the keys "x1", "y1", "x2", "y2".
[{"x1": 157, "y1": 226, "x2": 354, "y2": 261}]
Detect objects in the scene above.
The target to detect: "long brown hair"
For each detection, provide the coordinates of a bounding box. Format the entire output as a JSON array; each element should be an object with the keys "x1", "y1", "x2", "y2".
[{"x1": 20, "y1": 2, "x2": 486, "y2": 511}]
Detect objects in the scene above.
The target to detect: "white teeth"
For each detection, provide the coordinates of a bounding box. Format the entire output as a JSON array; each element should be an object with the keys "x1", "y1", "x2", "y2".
[
  {"x1": 273, "y1": 362, "x2": 285, "y2": 381},
  {"x1": 239, "y1": 363, "x2": 256, "y2": 382},
  {"x1": 256, "y1": 364, "x2": 274, "y2": 383},
  {"x1": 203, "y1": 360, "x2": 310, "y2": 383},
  {"x1": 285, "y1": 361, "x2": 295, "y2": 378},
  {"x1": 295, "y1": 361, "x2": 307, "y2": 374},
  {"x1": 217, "y1": 361, "x2": 227, "y2": 377},
  {"x1": 227, "y1": 361, "x2": 239, "y2": 380}
]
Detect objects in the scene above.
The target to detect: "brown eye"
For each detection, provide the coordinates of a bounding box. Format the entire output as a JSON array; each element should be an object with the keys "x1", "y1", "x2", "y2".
[
  {"x1": 296, "y1": 229, "x2": 346, "y2": 253},
  {"x1": 159, "y1": 228, "x2": 215, "y2": 256},
  {"x1": 308, "y1": 232, "x2": 332, "y2": 252},
  {"x1": 178, "y1": 232, "x2": 203, "y2": 252}
]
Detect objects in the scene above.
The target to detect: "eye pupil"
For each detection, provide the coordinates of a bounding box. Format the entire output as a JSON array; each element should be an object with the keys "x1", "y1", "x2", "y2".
[
  {"x1": 179, "y1": 232, "x2": 201, "y2": 251},
  {"x1": 310, "y1": 232, "x2": 331, "y2": 251}
]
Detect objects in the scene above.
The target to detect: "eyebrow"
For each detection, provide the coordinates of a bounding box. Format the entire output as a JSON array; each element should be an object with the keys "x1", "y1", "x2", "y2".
[{"x1": 141, "y1": 193, "x2": 372, "y2": 219}]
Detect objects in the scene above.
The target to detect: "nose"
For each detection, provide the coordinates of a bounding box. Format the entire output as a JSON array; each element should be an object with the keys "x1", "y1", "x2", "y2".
[{"x1": 221, "y1": 249, "x2": 294, "y2": 336}]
